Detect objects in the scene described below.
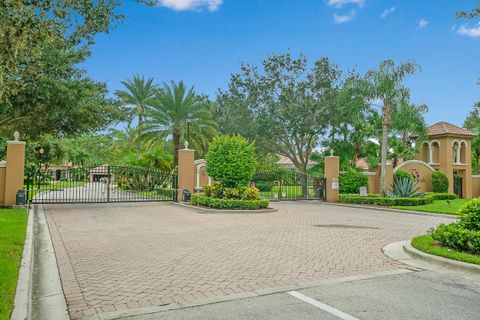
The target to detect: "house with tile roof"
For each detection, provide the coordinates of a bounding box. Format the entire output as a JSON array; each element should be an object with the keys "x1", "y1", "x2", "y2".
[{"x1": 404, "y1": 121, "x2": 477, "y2": 198}]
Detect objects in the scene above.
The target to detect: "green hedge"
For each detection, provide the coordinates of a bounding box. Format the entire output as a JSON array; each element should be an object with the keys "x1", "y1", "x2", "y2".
[
  {"x1": 424, "y1": 192, "x2": 457, "y2": 200},
  {"x1": 339, "y1": 171, "x2": 368, "y2": 194},
  {"x1": 339, "y1": 194, "x2": 433, "y2": 206},
  {"x1": 191, "y1": 193, "x2": 270, "y2": 210},
  {"x1": 430, "y1": 223, "x2": 480, "y2": 255},
  {"x1": 432, "y1": 171, "x2": 449, "y2": 193}
]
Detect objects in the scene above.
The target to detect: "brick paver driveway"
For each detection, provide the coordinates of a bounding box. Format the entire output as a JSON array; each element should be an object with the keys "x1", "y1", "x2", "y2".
[{"x1": 43, "y1": 202, "x2": 452, "y2": 319}]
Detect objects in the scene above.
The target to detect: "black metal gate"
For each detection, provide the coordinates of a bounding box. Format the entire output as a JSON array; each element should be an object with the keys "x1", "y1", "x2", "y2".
[
  {"x1": 252, "y1": 169, "x2": 326, "y2": 201},
  {"x1": 24, "y1": 165, "x2": 177, "y2": 204}
]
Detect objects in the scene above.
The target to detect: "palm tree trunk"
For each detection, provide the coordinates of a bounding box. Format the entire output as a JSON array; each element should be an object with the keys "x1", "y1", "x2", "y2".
[
  {"x1": 173, "y1": 126, "x2": 181, "y2": 168},
  {"x1": 380, "y1": 100, "x2": 391, "y2": 195}
]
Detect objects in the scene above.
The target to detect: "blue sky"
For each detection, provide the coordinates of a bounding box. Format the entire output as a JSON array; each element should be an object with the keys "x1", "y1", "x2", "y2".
[{"x1": 82, "y1": 0, "x2": 480, "y2": 127}]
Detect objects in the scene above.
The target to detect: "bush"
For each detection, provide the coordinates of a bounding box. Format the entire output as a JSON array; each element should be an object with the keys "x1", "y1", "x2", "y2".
[
  {"x1": 425, "y1": 192, "x2": 457, "y2": 200},
  {"x1": 206, "y1": 135, "x2": 256, "y2": 188},
  {"x1": 429, "y1": 223, "x2": 480, "y2": 255},
  {"x1": 339, "y1": 194, "x2": 433, "y2": 206},
  {"x1": 202, "y1": 184, "x2": 260, "y2": 200},
  {"x1": 432, "y1": 171, "x2": 449, "y2": 193},
  {"x1": 256, "y1": 182, "x2": 273, "y2": 192},
  {"x1": 394, "y1": 169, "x2": 413, "y2": 182},
  {"x1": 339, "y1": 170, "x2": 368, "y2": 194},
  {"x1": 458, "y1": 198, "x2": 480, "y2": 231},
  {"x1": 191, "y1": 193, "x2": 269, "y2": 210}
]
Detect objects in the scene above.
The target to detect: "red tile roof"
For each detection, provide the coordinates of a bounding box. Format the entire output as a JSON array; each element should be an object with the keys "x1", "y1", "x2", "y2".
[{"x1": 426, "y1": 122, "x2": 476, "y2": 138}]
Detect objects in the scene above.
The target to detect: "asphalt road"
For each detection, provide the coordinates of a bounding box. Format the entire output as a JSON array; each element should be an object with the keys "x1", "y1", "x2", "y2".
[{"x1": 123, "y1": 268, "x2": 480, "y2": 320}]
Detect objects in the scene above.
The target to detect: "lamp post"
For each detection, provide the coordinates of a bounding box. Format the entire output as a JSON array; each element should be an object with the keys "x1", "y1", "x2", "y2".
[{"x1": 185, "y1": 119, "x2": 192, "y2": 149}]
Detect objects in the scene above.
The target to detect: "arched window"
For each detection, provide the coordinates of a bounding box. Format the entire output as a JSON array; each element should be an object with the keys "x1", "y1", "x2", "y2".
[
  {"x1": 430, "y1": 140, "x2": 440, "y2": 164},
  {"x1": 460, "y1": 140, "x2": 467, "y2": 164},
  {"x1": 421, "y1": 141, "x2": 430, "y2": 163}
]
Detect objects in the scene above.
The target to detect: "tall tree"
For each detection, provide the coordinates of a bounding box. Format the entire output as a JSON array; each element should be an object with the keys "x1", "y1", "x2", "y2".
[
  {"x1": 218, "y1": 53, "x2": 341, "y2": 176},
  {"x1": 115, "y1": 75, "x2": 156, "y2": 127},
  {"x1": 0, "y1": 1, "x2": 151, "y2": 138},
  {"x1": 144, "y1": 81, "x2": 217, "y2": 167},
  {"x1": 365, "y1": 60, "x2": 419, "y2": 195}
]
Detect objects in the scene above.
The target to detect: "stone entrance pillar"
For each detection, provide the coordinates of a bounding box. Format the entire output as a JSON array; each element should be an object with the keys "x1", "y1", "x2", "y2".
[
  {"x1": 4, "y1": 133, "x2": 26, "y2": 206},
  {"x1": 324, "y1": 155, "x2": 340, "y2": 202},
  {"x1": 177, "y1": 147, "x2": 195, "y2": 202}
]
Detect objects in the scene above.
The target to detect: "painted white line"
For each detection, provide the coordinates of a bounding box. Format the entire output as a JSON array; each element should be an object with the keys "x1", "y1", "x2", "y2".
[{"x1": 287, "y1": 290, "x2": 360, "y2": 320}]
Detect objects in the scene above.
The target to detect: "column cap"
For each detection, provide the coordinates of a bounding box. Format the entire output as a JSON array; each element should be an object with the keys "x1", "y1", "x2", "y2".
[{"x1": 7, "y1": 141, "x2": 26, "y2": 145}]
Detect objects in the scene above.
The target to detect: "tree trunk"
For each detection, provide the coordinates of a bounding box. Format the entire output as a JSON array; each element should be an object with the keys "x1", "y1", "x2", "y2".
[
  {"x1": 173, "y1": 126, "x2": 181, "y2": 169},
  {"x1": 300, "y1": 165, "x2": 308, "y2": 198},
  {"x1": 380, "y1": 100, "x2": 391, "y2": 196}
]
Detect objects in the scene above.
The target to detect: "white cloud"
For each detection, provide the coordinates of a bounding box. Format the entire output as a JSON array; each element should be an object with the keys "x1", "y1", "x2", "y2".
[
  {"x1": 326, "y1": 0, "x2": 365, "y2": 8},
  {"x1": 457, "y1": 23, "x2": 480, "y2": 37},
  {"x1": 380, "y1": 6, "x2": 395, "y2": 19},
  {"x1": 333, "y1": 10, "x2": 356, "y2": 23},
  {"x1": 418, "y1": 18, "x2": 428, "y2": 29},
  {"x1": 156, "y1": 0, "x2": 222, "y2": 11}
]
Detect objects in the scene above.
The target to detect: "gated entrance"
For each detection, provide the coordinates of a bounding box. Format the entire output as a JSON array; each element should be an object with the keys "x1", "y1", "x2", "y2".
[
  {"x1": 252, "y1": 169, "x2": 326, "y2": 201},
  {"x1": 25, "y1": 165, "x2": 177, "y2": 204}
]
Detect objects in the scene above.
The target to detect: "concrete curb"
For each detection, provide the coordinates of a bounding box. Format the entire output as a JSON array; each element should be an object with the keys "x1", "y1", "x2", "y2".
[
  {"x1": 10, "y1": 206, "x2": 35, "y2": 320},
  {"x1": 403, "y1": 240, "x2": 480, "y2": 274},
  {"x1": 329, "y1": 202, "x2": 458, "y2": 219},
  {"x1": 31, "y1": 205, "x2": 70, "y2": 320},
  {"x1": 173, "y1": 202, "x2": 278, "y2": 214}
]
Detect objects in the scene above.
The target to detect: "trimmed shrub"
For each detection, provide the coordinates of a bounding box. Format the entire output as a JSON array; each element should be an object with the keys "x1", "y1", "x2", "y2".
[
  {"x1": 339, "y1": 170, "x2": 368, "y2": 194},
  {"x1": 458, "y1": 198, "x2": 480, "y2": 231},
  {"x1": 425, "y1": 192, "x2": 457, "y2": 200},
  {"x1": 394, "y1": 169, "x2": 413, "y2": 182},
  {"x1": 256, "y1": 182, "x2": 273, "y2": 192},
  {"x1": 206, "y1": 135, "x2": 256, "y2": 188},
  {"x1": 191, "y1": 193, "x2": 269, "y2": 210},
  {"x1": 429, "y1": 223, "x2": 480, "y2": 255},
  {"x1": 339, "y1": 194, "x2": 433, "y2": 206},
  {"x1": 432, "y1": 171, "x2": 449, "y2": 193}
]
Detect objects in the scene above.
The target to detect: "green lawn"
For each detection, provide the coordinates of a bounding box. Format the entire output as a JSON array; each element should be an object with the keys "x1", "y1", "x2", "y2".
[
  {"x1": 391, "y1": 199, "x2": 468, "y2": 215},
  {"x1": 412, "y1": 235, "x2": 480, "y2": 265},
  {"x1": 0, "y1": 209, "x2": 28, "y2": 320}
]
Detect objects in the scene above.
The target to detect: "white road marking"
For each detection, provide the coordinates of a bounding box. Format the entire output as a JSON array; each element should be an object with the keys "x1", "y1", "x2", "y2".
[{"x1": 287, "y1": 290, "x2": 360, "y2": 320}]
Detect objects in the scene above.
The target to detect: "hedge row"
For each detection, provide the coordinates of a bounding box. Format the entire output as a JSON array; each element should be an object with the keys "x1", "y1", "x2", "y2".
[
  {"x1": 338, "y1": 194, "x2": 433, "y2": 206},
  {"x1": 191, "y1": 193, "x2": 270, "y2": 210},
  {"x1": 424, "y1": 192, "x2": 457, "y2": 200}
]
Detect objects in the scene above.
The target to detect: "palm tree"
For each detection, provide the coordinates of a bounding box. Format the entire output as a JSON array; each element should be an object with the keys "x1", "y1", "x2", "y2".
[
  {"x1": 115, "y1": 75, "x2": 156, "y2": 128},
  {"x1": 365, "y1": 60, "x2": 419, "y2": 195},
  {"x1": 143, "y1": 81, "x2": 217, "y2": 167}
]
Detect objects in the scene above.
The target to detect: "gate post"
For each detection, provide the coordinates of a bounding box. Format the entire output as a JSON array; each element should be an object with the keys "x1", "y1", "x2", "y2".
[
  {"x1": 324, "y1": 154, "x2": 340, "y2": 203},
  {"x1": 3, "y1": 132, "x2": 26, "y2": 207},
  {"x1": 177, "y1": 146, "x2": 195, "y2": 202}
]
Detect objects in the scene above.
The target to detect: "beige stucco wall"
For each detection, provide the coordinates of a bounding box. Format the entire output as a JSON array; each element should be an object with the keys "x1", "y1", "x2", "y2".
[
  {"x1": 394, "y1": 161, "x2": 434, "y2": 193},
  {"x1": 472, "y1": 177, "x2": 480, "y2": 198},
  {"x1": 4, "y1": 141, "x2": 26, "y2": 206},
  {"x1": 0, "y1": 166, "x2": 5, "y2": 205},
  {"x1": 177, "y1": 149, "x2": 195, "y2": 201},
  {"x1": 325, "y1": 156, "x2": 340, "y2": 202}
]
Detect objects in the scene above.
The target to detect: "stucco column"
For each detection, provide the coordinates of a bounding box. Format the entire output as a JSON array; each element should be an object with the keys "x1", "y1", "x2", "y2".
[
  {"x1": 4, "y1": 135, "x2": 26, "y2": 206},
  {"x1": 324, "y1": 155, "x2": 340, "y2": 202},
  {"x1": 177, "y1": 148, "x2": 195, "y2": 202},
  {"x1": 428, "y1": 145, "x2": 433, "y2": 164}
]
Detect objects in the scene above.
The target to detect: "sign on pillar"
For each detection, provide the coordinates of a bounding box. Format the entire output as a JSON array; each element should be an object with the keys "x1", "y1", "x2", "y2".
[{"x1": 324, "y1": 154, "x2": 340, "y2": 203}]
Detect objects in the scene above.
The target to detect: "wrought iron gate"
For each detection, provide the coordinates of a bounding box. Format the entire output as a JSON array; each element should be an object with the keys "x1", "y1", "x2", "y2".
[
  {"x1": 252, "y1": 169, "x2": 326, "y2": 201},
  {"x1": 24, "y1": 165, "x2": 177, "y2": 204}
]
